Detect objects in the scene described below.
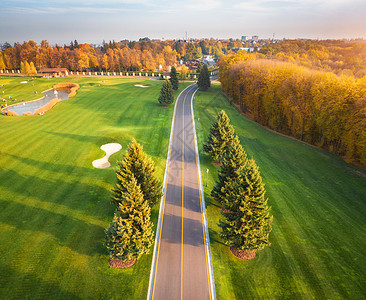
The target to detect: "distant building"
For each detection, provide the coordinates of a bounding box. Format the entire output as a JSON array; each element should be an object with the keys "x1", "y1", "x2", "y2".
[
  {"x1": 38, "y1": 68, "x2": 69, "y2": 77},
  {"x1": 239, "y1": 47, "x2": 255, "y2": 53},
  {"x1": 196, "y1": 55, "x2": 217, "y2": 67},
  {"x1": 252, "y1": 35, "x2": 259, "y2": 41},
  {"x1": 241, "y1": 36, "x2": 249, "y2": 41}
]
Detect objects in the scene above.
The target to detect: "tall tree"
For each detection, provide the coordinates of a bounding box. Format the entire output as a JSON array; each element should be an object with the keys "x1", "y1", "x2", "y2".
[
  {"x1": 29, "y1": 61, "x2": 37, "y2": 75},
  {"x1": 112, "y1": 139, "x2": 162, "y2": 208},
  {"x1": 24, "y1": 61, "x2": 31, "y2": 75},
  {"x1": 211, "y1": 134, "x2": 248, "y2": 205},
  {"x1": 105, "y1": 175, "x2": 153, "y2": 266},
  {"x1": 197, "y1": 62, "x2": 203, "y2": 74},
  {"x1": 0, "y1": 53, "x2": 6, "y2": 70},
  {"x1": 197, "y1": 64, "x2": 210, "y2": 91},
  {"x1": 203, "y1": 110, "x2": 235, "y2": 162},
  {"x1": 20, "y1": 61, "x2": 25, "y2": 74},
  {"x1": 158, "y1": 79, "x2": 174, "y2": 106},
  {"x1": 219, "y1": 159, "x2": 272, "y2": 259},
  {"x1": 180, "y1": 64, "x2": 188, "y2": 80},
  {"x1": 169, "y1": 66, "x2": 179, "y2": 90}
]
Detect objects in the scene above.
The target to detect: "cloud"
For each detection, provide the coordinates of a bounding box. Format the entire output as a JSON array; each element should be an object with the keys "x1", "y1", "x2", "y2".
[
  {"x1": 2, "y1": 6, "x2": 138, "y2": 14},
  {"x1": 2, "y1": 7, "x2": 69, "y2": 14},
  {"x1": 187, "y1": 0, "x2": 222, "y2": 11},
  {"x1": 232, "y1": 0, "x2": 362, "y2": 13}
]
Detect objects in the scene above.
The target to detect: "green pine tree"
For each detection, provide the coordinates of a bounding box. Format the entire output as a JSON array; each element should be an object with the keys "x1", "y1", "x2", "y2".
[
  {"x1": 197, "y1": 62, "x2": 202, "y2": 74},
  {"x1": 211, "y1": 134, "x2": 248, "y2": 205},
  {"x1": 105, "y1": 175, "x2": 154, "y2": 263},
  {"x1": 219, "y1": 159, "x2": 272, "y2": 257},
  {"x1": 203, "y1": 110, "x2": 235, "y2": 162},
  {"x1": 169, "y1": 66, "x2": 179, "y2": 90},
  {"x1": 197, "y1": 64, "x2": 210, "y2": 91},
  {"x1": 112, "y1": 139, "x2": 162, "y2": 208},
  {"x1": 158, "y1": 79, "x2": 174, "y2": 105}
]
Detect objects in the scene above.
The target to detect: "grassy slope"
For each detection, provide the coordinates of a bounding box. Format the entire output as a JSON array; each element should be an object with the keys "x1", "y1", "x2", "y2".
[
  {"x1": 0, "y1": 76, "x2": 189, "y2": 299},
  {"x1": 194, "y1": 84, "x2": 366, "y2": 299}
]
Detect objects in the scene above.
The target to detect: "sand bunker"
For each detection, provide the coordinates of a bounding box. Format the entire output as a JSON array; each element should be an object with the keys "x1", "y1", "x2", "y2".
[
  {"x1": 134, "y1": 84, "x2": 150, "y2": 88},
  {"x1": 92, "y1": 143, "x2": 122, "y2": 169}
]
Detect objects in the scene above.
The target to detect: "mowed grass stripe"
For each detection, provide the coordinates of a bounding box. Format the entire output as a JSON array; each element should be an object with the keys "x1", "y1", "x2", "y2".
[
  {"x1": 0, "y1": 77, "x2": 191, "y2": 299},
  {"x1": 194, "y1": 84, "x2": 366, "y2": 299}
]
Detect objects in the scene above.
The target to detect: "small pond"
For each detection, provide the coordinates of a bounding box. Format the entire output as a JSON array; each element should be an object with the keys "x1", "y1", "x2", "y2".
[{"x1": 4, "y1": 88, "x2": 70, "y2": 115}]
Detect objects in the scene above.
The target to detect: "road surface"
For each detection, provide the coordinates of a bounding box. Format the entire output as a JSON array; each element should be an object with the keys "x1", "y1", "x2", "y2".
[{"x1": 148, "y1": 84, "x2": 215, "y2": 300}]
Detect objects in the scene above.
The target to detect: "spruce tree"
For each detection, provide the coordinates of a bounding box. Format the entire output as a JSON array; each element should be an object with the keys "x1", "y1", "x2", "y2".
[
  {"x1": 105, "y1": 176, "x2": 154, "y2": 264},
  {"x1": 158, "y1": 79, "x2": 174, "y2": 105},
  {"x1": 211, "y1": 134, "x2": 247, "y2": 205},
  {"x1": 219, "y1": 159, "x2": 272, "y2": 258},
  {"x1": 197, "y1": 62, "x2": 202, "y2": 74},
  {"x1": 169, "y1": 66, "x2": 179, "y2": 90},
  {"x1": 197, "y1": 64, "x2": 210, "y2": 91},
  {"x1": 203, "y1": 110, "x2": 235, "y2": 162},
  {"x1": 112, "y1": 139, "x2": 162, "y2": 208}
]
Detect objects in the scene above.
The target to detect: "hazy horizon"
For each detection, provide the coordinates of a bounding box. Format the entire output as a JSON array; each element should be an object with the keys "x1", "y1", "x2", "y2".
[{"x1": 1, "y1": 0, "x2": 366, "y2": 45}]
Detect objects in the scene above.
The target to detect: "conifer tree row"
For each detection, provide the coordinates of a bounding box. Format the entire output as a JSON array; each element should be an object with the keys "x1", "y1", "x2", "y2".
[
  {"x1": 105, "y1": 175, "x2": 153, "y2": 264},
  {"x1": 205, "y1": 109, "x2": 272, "y2": 259},
  {"x1": 112, "y1": 139, "x2": 162, "y2": 208},
  {"x1": 203, "y1": 110, "x2": 235, "y2": 163},
  {"x1": 106, "y1": 139, "x2": 161, "y2": 267}
]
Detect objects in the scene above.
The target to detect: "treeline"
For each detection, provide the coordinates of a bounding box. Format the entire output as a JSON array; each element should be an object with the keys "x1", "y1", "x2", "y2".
[
  {"x1": 219, "y1": 52, "x2": 366, "y2": 165},
  {"x1": 0, "y1": 39, "x2": 229, "y2": 72},
  {"x1": 260, "y1": 39, "x2": 366, "y2": 78}
]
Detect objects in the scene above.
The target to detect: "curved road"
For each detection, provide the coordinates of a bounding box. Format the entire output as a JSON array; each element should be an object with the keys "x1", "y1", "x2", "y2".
[{"x1": 148, "y1": 84, "x2": 215, "y2": 300}]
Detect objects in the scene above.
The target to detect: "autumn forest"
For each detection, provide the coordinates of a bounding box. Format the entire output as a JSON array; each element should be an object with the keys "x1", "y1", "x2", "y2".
[
  {"x1": 0, "y1": 39, "x2": 227, "y2": 72},
  {"x1": 1, "y1": 38, "x2": 366, "y2": 166},
  {"x1": 219, "y1": 46, "x2": 366, "y2": 166}
]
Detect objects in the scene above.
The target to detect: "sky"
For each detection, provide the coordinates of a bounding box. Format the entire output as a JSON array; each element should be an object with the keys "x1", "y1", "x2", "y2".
[{"x1": 1, "y1": 0, "x2": 366, "y2": 44}]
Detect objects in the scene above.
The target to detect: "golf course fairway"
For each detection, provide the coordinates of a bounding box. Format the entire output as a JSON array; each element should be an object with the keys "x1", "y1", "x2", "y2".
[
  {"x1": 0, "y1": 76, "x2": 189, "y2": 299},
  {"x1": 1, "y1": 77, "x2": 365, "y2": 299}
]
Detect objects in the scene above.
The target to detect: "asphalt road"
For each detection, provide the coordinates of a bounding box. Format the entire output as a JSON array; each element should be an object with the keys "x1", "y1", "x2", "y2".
[{"x1": 149, "y1": 84, "x2": 213, "y2": 300}]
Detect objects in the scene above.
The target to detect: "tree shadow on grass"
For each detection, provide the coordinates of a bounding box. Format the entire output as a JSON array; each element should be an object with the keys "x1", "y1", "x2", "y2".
[
  {"x1": 0, "y1": 261, "x2": 81, "y2": 299},
  {"x1": 0, "y1": 198, "x2": 105, "y2": 256},
  {"x1": 45, "y1": 131, "x2": 120, "y2": 146},
  {"x1": 6, "y1": 153, "x2": 93, "y2": 174},
  {"x1": 208, "y1": 228, "x2": 225, "y2": 246},
  {"x1": 0, "y1": 168, "x2": 113, "y2": 220}
]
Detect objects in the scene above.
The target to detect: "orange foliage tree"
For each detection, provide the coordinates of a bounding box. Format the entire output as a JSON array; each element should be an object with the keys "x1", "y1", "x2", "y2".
[{"x1": 219, "y1": 52, "x2": 366, "y2": 165}]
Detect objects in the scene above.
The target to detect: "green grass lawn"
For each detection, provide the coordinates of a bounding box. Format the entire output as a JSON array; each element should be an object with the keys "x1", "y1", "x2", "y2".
[
  {"x1": 194, "y1": 84, "x2": 366, "y2": 299},
  {"x1": 0, "y1": 76, "x2": 190, "y2": 299}
]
